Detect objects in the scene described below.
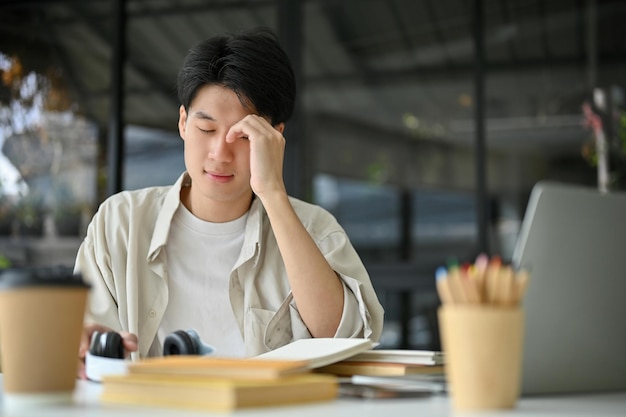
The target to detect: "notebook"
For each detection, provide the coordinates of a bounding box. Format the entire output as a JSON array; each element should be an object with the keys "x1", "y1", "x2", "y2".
[{"x1": 512, "y1": 181, "x2": 626, "y2": 395}]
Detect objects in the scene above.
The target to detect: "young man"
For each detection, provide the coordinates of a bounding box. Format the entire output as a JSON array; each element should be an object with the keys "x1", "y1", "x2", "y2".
[{"x1": 75, "y1": 28, "x2": 384, "y2": 370}]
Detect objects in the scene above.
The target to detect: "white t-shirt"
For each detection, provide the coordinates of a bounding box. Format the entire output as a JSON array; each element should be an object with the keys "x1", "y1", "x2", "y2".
[{"x1": 159, "y1": 204, "x2": 247, "y2": 357}]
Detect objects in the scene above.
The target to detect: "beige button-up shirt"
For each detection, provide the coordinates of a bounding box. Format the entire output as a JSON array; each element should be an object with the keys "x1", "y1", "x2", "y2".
[{"x1": 75, "y1": 173, "x2": 384, "y2": 358}]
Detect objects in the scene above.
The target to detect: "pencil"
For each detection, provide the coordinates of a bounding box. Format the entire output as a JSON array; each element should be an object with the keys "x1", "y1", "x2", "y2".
[
  {"x1": 473, "y1": 253, "x2": 489, "y2": 302},
  {"x1": 435, "y1": 267, "x2": 454, "y2": 304},
  {"x1": 460, "y1": 268, "x2": 481, "y2": 304},
  {"x1": 446, "y1": 265, "x2": 468, "y2": 304},
  {"x1": 485, "y1": 256, "x2": 502, "y2": 304},
  {"x1": 436, "y1": 255, "x2": 529, "y2": 306},
  {"x1": 496, "y1": 265, "x2": 514, "y2": 306}
]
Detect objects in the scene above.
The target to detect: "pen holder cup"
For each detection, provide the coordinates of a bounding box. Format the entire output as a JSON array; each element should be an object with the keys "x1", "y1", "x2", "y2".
[{"x1": 438, "y1": 306, "x2": 524, "y2": 412}]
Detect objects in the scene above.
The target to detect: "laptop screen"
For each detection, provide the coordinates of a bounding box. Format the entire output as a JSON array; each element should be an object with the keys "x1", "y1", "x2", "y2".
[{"x1": 512, "y1": 181, "x2": 626, "y2": 395}]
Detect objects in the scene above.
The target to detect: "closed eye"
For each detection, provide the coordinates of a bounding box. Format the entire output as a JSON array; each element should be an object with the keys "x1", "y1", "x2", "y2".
[{"x1": 198, "y1": 128, "x2": 215, "y2": 134}]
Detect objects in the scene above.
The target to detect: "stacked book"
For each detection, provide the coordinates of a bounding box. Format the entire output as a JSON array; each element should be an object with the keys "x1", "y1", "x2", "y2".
[
  {"x1": 255, "y1": 338, "x2": 444, "y2": 377},
  {"x1": 256, "y1": 338, "x2": 446, "y2": 399},
  {"x1": 100, "y1": 356, "x2": 338, "y2": 412},
  {"x1": 100, "y1": 338, "x2": 445, "y2": 410},
  {"x1": 316, "y1": 349, "x2": 445, "y2": 377}
]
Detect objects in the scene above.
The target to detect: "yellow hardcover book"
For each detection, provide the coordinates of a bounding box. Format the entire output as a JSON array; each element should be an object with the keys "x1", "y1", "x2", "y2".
[
  {"x1": 128, "y1": 355, "x2": 310, "y2": 380},
  {"x1": 317, "y1": 361, "x2": 445, "y2": 377},
  {"x1": 101, "y1": 373, "x2": 338, "y2": 412}
]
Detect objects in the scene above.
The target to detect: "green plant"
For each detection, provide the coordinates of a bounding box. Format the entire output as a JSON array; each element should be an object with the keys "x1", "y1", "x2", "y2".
[
  {"x1": 0, "y1": 254, "x2": 12, "y2": 268},
  {"x1": 15, "y1": 192, "x2": 44, "y2": 236}
]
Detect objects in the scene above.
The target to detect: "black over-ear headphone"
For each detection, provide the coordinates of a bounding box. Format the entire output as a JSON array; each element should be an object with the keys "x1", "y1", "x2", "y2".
[
  {"x1": 89, "y1": 330, "x2": 125, "y2": 359},
  {"x1": 162, "y1": 329, "x2": 214, "y2": 356},
  {"x1": 88, "y1": 329, "x2": 214, "y2": 358}
]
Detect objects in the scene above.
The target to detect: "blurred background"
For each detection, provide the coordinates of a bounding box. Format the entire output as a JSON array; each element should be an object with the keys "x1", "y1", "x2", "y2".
[{"x1": 1, "y1": 0, "x2": 625, "y2": 350}]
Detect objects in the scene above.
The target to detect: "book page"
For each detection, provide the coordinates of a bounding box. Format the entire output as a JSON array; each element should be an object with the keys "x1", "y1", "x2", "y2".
[{"x1": 254, "y1": 338, "x2": 375, "y2": 368}]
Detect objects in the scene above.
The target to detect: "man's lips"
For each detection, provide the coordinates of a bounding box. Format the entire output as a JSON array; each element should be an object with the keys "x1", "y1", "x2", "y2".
[{"x1": 204, "y1": 170, "x2": 234, "y2": 183}]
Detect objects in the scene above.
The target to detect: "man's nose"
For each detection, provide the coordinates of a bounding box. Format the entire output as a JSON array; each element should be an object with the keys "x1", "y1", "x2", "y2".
[{"x1": 208, "y1": 135, "x2": 233, "y2": 162}]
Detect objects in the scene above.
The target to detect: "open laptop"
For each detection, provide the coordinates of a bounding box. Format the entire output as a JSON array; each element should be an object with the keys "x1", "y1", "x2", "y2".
[{"x1": 511, "y1": 181, "x2": 626, "y2": 396}]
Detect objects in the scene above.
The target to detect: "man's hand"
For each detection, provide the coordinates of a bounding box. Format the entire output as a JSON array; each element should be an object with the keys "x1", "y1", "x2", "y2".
[
  {"x1": 78, "y1": 323, "x2": 138, "y2": 379},
  {"x1": 225, "y1": 114, "x2": 286, "y2": 199}
]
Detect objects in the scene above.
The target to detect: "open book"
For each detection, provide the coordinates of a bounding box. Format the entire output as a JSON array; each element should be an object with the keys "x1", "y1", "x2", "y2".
[{"x1": 254, "y1": 338, "x2": 376, "y2": 368}]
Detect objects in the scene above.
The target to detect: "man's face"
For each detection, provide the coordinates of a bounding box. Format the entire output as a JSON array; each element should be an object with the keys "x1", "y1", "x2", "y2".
[{"x1": 178, "y1": 84, "x2": 254, "y2": 211}]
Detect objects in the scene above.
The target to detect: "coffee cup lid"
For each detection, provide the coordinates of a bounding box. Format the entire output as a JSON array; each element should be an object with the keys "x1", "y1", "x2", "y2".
[{"x1": 0, "y1": 266, "x2": 90, "y2": 290}]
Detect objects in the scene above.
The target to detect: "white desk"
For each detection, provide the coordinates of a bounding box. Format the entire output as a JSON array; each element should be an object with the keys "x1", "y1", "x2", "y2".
[{"x1": 0, "y1": 378, "x2": 624, "y2": 417}]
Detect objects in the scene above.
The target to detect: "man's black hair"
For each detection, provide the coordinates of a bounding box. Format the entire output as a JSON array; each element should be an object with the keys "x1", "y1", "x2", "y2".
[{"x1": 177, "y1": 27, "x2": 296, "y2": 126}]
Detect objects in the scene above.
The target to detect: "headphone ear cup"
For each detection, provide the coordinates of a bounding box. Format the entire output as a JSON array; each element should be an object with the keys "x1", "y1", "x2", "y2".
[
  {"x1": 162, "y1": 329, "x2": 215, "y2": 356},
  {"x1": 163, "y1": 330, "x2": 198, "y2": 356},
  {"x1": 185, "y1": 329, "x2": 215, "y2": 355},
  {"x1": 89, "y1": 331, "x2": 124, "y2": 359}
]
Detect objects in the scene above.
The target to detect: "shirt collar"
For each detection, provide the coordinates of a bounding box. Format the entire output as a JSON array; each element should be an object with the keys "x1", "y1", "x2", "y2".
[
  {"x1": 147, "y1": 172, "x2": 188, "y2": 262},
  {"x1": 147, "y1": 172, "x2": 264, "y2": 266}
]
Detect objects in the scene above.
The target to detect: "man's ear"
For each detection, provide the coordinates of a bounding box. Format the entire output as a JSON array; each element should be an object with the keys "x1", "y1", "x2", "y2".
[
  {"x1": 275, "y1": 122, "x2": 285, "y2": 134},
  {"x1": 178, "y1": 105, "x2": 187, "y2": 139}
]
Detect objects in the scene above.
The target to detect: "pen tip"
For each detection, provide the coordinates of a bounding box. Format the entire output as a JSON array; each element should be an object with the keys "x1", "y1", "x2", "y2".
[
  {"x1": 475, "y1": 253, "x2": 488, "y2": 266},
  {"x1": 446, "y1": 257, "x2": 459, "y2": 268},
  {"x1": 435, "y1": 266, "x2": 447, "y2": 280}
]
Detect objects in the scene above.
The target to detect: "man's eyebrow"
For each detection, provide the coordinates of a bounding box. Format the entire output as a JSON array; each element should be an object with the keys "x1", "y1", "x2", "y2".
[{"x1": 192, "y1": 111, "x2": 215, "y2": 121}]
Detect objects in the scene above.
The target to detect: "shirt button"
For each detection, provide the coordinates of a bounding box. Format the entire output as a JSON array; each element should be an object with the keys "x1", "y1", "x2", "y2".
[{"x1": 148, "y1": 309, "x2": 156, "y2": 318}]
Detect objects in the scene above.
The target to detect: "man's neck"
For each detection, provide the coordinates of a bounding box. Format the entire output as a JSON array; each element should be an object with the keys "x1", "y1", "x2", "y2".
[{"x1": 180, "y1": 186, "x2": 253, "y2": 223}]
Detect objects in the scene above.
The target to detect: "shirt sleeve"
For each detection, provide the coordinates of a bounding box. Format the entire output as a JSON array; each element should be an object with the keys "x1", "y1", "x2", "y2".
[
  {"x1": 332, "y1": 281, "x2": 365, "y2": 337},
  {"x1": 317, "y1": 230, "x2": 385, "y2": 342},
  {"x1": 73, "y1": 209, "x2": 123, "y2": 332},
  {"x1": 335, "y1": 274, "x2": 384, "y2": 340}
]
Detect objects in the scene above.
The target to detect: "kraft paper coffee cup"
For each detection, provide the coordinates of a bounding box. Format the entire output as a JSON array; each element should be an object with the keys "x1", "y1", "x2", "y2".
[
  {"x1": 0, "y1": 266, "x2": 90, "y2": 408},
  {"x1": 438, "y1": 306, "x2": 524, "y2": 412}
]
